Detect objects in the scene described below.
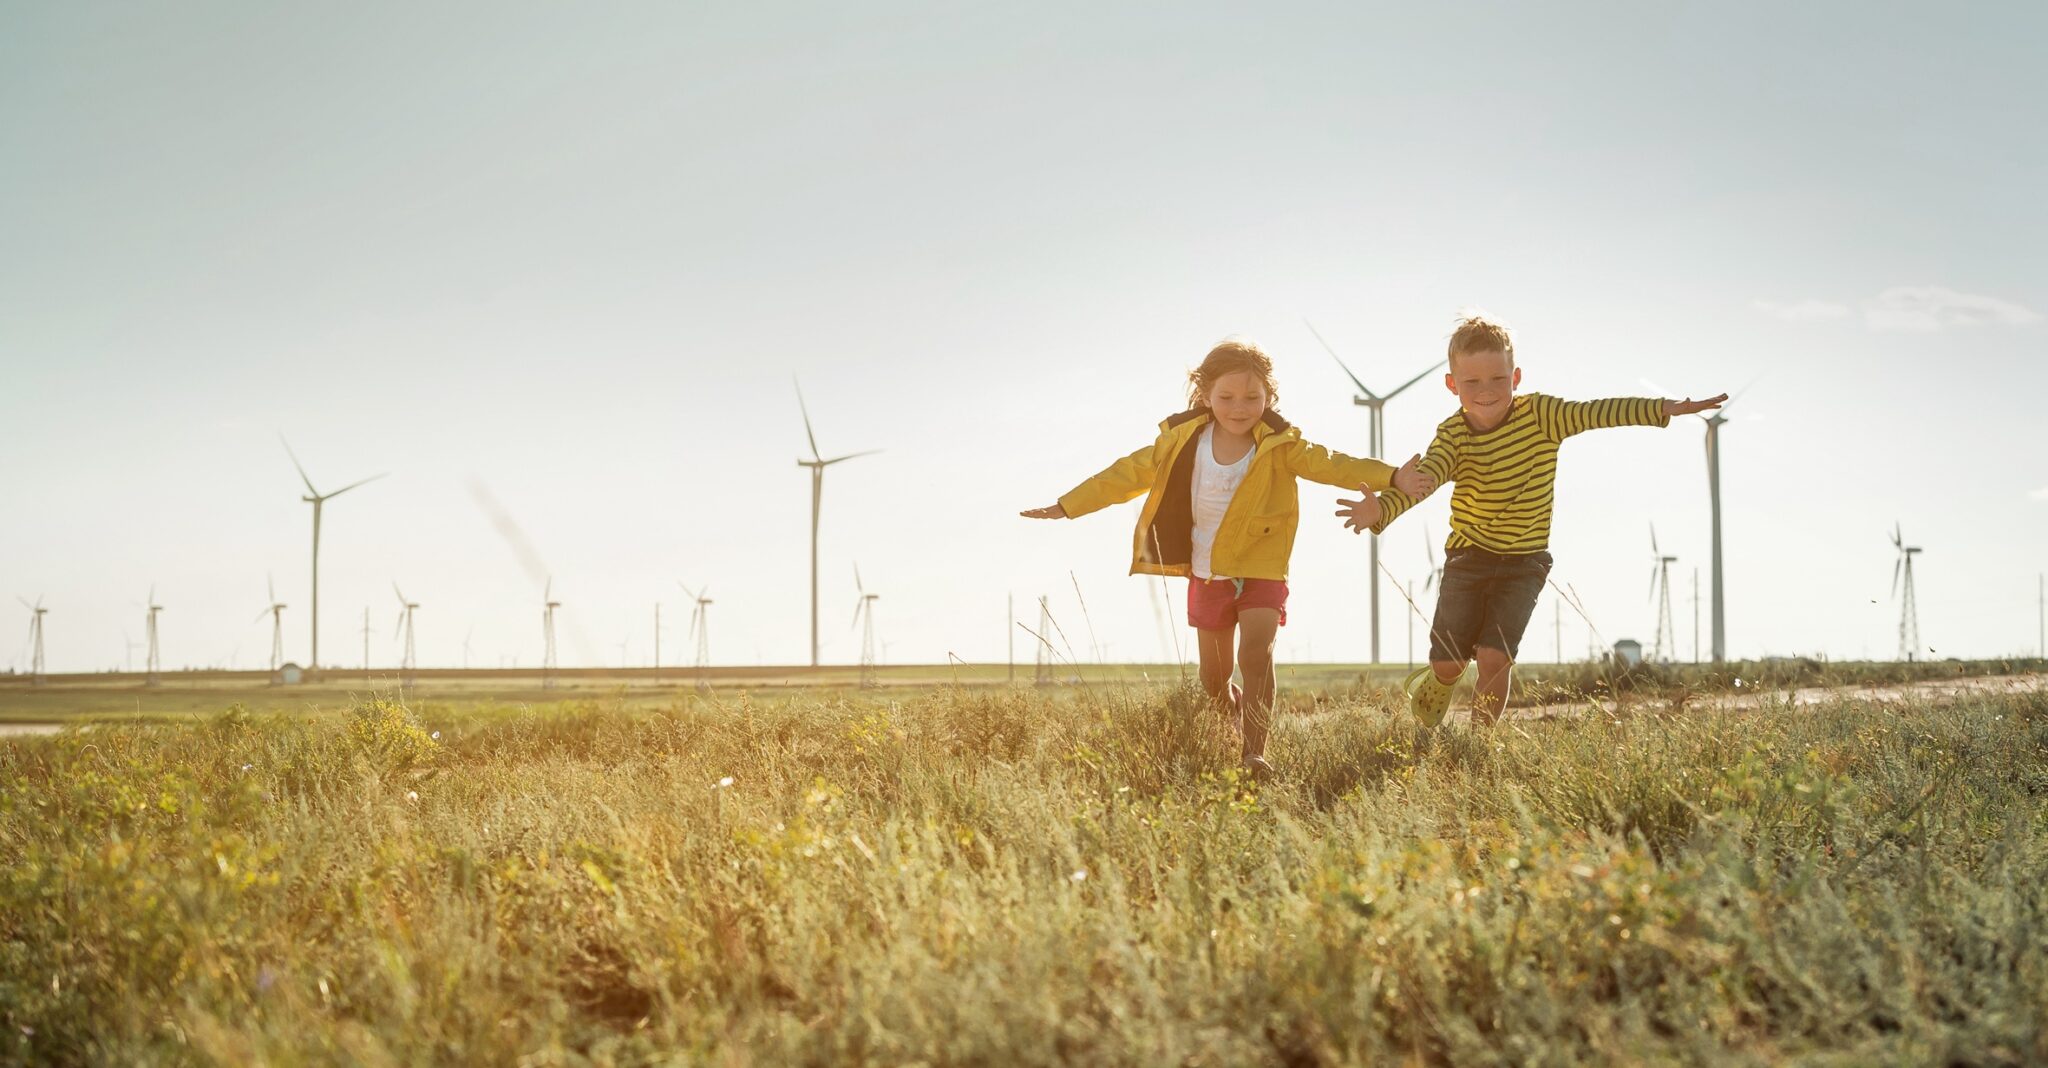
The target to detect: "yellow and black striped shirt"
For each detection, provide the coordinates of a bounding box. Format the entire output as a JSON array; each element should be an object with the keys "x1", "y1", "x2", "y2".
[{"x1": 1373, "y1": 393, "x2": 1669, "y2": 554}]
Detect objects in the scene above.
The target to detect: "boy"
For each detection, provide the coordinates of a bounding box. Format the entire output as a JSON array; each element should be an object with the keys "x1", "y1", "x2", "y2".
[{"x1": 1334, "y1": 314, "x2": 1725, "y2": 728}]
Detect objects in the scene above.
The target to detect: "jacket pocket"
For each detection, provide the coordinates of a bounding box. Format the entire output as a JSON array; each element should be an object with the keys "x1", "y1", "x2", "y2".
[{"x1": 1246, "y1": 514, "x2": 1287, "y2": 538}]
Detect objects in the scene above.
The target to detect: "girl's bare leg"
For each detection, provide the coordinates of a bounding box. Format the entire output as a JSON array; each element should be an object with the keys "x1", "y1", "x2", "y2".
[
  {"x1": 1235, "y1": 608, "x2": 1281, "y2": 763},
  {"x1": 1197, "y1": 627, "x2": 1240, "y2": 734}
]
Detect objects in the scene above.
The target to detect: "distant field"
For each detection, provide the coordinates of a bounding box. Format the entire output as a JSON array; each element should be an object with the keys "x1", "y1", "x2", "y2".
[
  {"x1": 2, "y1": 658, "x2": 2041, "y2": 723},
  {"x1": 3, "y1": 678, "x2": 2043, "y2": 1064}
]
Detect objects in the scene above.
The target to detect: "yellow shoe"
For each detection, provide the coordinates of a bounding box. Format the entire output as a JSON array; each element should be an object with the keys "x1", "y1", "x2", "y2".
[{"x1": 1404, "y1": 665, "x2": 1459, "y2": 729}]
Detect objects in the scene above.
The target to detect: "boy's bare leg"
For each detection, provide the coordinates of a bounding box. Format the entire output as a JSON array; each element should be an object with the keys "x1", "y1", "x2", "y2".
[
  {"x1": 1197, "y1": 628, "x2": 1240, "y2": 734},
  {"x1": 1235, "y1": 608, "x2": 1281, "y2": 762},
  {"x1": 1471, "y1": 647, "x2": 1513, "y2": 726},
  {"x1": 1431, "y1": 659, "x2": 1464, "y2": 685}
]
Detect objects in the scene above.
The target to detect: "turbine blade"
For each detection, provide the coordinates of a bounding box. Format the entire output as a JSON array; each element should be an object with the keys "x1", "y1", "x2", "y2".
[
  {"x1": 1380, "y1": 359, "x2": 1447, "y2": 401},
  {"x1": 268, "y1": 573, "x2": 276, "y2": 604},
  {"x1": 821, "y1": 449, "x2": 881, "y2": 466},
  {"x1": 393, "y1": 582, "x2": 407, "y2": 605},
  {"x1": 254, "y1": 607, "x2": 271, "y2": 624},
  {"x1": 545, "y1": 576, "x2": 552, "y2": 602},
  {"x1": 280, "y1": 435, "x2": 318, "y2": 495},
  {"x1": 855, "y1": 563, "x2": 865, "y2": 595},
  {"x1": 1302, "y1": 318, "x2": 1378, "y2": 399},
  {"x1": 794, "y1": 377, "x2": 822, "y2": 461},
  {"x1": 324, "y1": 472, "x2": 387, "y2": 500},
  {"x1": 1650, "y1": 523, "x2": 1659, "y2": 556}
]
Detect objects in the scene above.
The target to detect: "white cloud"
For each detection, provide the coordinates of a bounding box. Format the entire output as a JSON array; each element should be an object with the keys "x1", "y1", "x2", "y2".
[
  {"x1": 1751, "y1": 298, "x2": 1850, "y2": 322},
  {"x1": 1860, "y1": 286, "x2": 2042, "y2": 332}
]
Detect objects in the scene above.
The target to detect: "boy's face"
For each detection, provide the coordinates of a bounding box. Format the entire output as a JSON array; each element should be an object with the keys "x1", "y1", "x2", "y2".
[
  {"x1": 1206, "y1": 370, "x2": 1268, "y2": 436},
  {"x1": 1445, "y1": 348, "x2": 1521, "y2": 430}
]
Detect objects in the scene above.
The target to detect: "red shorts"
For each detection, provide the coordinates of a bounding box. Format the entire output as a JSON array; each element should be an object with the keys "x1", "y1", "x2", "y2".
[{"x1": 1187, "y1": 576, "x2": 1288, "y2": 631}]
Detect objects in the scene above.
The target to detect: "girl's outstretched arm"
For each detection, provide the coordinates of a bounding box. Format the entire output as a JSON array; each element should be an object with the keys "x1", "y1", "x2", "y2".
[
  {"x1": 1282, "y1": 439, "x2": 1396, "y2": 492},
  {"x1": 1019, "y1": 503, "x2": 1068, "y2": 519},
  {"x1": 1053, "y1": 442, "x2": 1161, "y2": 520}
]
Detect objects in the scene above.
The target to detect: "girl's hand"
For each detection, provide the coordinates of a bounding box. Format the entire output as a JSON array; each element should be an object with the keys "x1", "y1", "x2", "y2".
[
  {"x1": 1392, "y1": 454, "x2": 1437, "y2": 498},
  {"x1": 1020, "y1": 504, "x2": 1067, "y2": 519},
  {"x1": 1665, "y1": 393, "x2": 1729, "y2": 417}
]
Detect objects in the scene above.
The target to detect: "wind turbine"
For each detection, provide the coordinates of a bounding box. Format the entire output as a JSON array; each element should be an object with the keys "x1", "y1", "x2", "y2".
[
  {"x1": 143, "y1": 585, "x2": 163, "y2": 687},
  {"x1": 1890, "y1": 523, "x2": 1923, "y2": 662},
  {"x1": 852, "y1": 566, "x2": 879, "y2": 689},
  {"x1": 1650, "y1": 376, "x2": 1758, "y2": 664},
  {"x1": 282, "y1": 438, "x2": 385, "y2": 674},
  {"x1": 794, "y1": 378, "x2": 880, "y2": 668},
  {"x1": 256, "y1": 576, "x2": 287, "y2": 674},
  {"x1": 19, "y1": 597, "x2": 47, "y2": 685},
  {"x1": 681, "y1": 581, "x2": 713, "y2": 691},
  {"x1": 1648, "y1": 525, "x2": 1677, "y2": 663},
  {"x1": 1306, "y1": 319, "x2": 1444, "y2": 664},
  {"x1": 392, "y1": 583, "x2": 418, "y2": 685},
  {"x1": 541, "y1": 577, "x2": 561, "y2": 689}
]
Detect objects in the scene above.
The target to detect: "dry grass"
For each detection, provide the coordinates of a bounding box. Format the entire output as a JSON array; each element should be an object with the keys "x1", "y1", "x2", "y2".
[{"x1": 2, "y1": 683, "x2": 2044, "y2": 1065}]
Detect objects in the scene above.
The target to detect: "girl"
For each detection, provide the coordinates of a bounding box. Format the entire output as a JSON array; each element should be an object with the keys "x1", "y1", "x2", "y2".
[{"x1": 1022, "y1": 338, "x2": 1428, "y2": 778}]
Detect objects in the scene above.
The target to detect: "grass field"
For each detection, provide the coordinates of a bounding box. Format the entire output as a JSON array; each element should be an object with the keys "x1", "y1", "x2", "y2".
[{"x1": 3, "y1": 676, "x2": 2045, "y2": 1064}]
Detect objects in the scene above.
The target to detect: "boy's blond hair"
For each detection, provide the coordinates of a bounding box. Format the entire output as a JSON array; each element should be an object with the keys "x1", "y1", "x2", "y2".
[
  {"x1": 1447, "y1": 312, "x2": 1514, "y2": 370},
  {"x1": 1187, "y1": 337, "x2": 1280, "y2": 410}
]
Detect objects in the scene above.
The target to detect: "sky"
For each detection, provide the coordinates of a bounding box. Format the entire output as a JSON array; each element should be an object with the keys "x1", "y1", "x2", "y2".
[{"x1": 4, "y1": 1, "x2": 2046, "y2": 674}]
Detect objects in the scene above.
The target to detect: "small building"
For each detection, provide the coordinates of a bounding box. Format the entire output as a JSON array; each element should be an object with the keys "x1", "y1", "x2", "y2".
[
  {"x1": 274, "y1": 662, "x2": 305, "y2": 686},
  {"x1": 1612, "y1": 640, "x2": 1643, "y2": 668}
]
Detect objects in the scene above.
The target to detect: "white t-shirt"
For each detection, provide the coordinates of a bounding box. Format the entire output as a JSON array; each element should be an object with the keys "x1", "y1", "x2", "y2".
[{"x1": 1190, "y1": 424, "x2": 1253, "y2": 580}]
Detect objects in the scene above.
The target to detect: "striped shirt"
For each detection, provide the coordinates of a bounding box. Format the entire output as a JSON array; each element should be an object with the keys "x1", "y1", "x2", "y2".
[{"x1": 1373, "y1": 393, "x2": 1669, "y2": 554}]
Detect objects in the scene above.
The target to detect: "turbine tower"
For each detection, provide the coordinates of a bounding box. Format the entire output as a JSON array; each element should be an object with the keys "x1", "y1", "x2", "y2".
[
  {"x1": 794, "y1": 378, "x2": 880, "y2": 669},
  {"x1": 392, "y1": 583, "x2": 418, "y2": 685},
  {"x1": 1890, "y1": 523, "x2": 1922, "y2": 662},
  {"x1": 681, "y1": 582, "x2": 713, "y2": 691},
  {"x1": 282, "y1": 438, "x2": 385, "y2": 674},
  {"x1": 1648, "y1": 525, "x2": 1677, "y2": 663},
  {"x1": 19, "y1": 597, "x2": 47, "y2": 685},
  {"x1": 1647, "y1": 376, "x2": 1752, "y2": 664},
  {"x1": 541, "y1": 577, "x2": 561, "y2": 689},
  {"x1": 257, "y1": 576, "x2": 287, "y2": 674},
  {"x1": 852, "y1": 566, "x2": 879, "y2": 689},
  {"x1": 1306, "y1": 320, "x2": 1444, "y2": 664},
  {"x1": 1703, "y1": 405, "x2": 1729, "y2": 663},
  {"x1": 143, "y1": 585, "x2": 163, "y2": 687}
]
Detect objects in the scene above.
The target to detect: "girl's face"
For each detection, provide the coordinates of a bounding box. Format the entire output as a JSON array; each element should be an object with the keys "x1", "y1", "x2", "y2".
[{"x1": 1205, "y1": 370, "x2": 1268, "y2": 436}]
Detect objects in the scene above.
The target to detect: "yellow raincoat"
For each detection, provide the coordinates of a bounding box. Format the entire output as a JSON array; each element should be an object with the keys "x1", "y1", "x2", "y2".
[{"x1": 1057, "y1": 409, "x2": 1395, "y2": 580}]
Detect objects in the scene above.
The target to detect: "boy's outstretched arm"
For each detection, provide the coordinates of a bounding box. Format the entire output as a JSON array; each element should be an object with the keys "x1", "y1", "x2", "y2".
[
  {"x1": 1666, "y1": 394, "x2": 1729, "y2": 417},
  {"x1": 1532, "y1": 392, "x2": 1726, "y2": 439}
]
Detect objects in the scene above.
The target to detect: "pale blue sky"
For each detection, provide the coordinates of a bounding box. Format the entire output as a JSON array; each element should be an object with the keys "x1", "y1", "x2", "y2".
[{"x1": 4, "y1": 2, "x2": 2044, "y2": 672}]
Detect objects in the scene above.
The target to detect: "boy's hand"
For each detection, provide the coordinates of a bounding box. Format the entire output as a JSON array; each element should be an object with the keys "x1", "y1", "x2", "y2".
[
  {"x1": 1333, "y1": 486, "x2": 1382, "y2": 534},
  {"x1": 1665, "y1": 393, "x2": 1729, "y2": 417},
  {"x1": 1392, "y1": 453, "x2": 1437, "y2": 498},
  {"x1": 1020, "y1": 503, "x2": 1067, "y2": 519}
]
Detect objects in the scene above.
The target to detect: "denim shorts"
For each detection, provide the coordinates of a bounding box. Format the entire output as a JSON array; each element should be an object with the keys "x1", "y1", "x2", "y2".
[{"x1": 1428, "y1": 547, "x2": 1552, "y2": 662}]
